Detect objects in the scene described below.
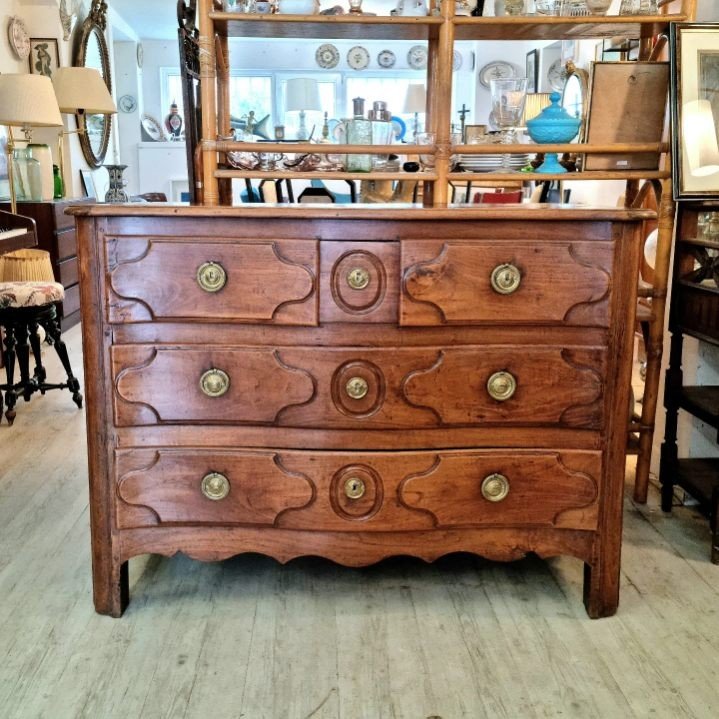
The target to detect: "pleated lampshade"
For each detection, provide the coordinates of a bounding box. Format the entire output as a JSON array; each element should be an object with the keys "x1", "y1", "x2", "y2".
[{"x1": 0, "y1": 249, "x2": 55, "y2": 282}]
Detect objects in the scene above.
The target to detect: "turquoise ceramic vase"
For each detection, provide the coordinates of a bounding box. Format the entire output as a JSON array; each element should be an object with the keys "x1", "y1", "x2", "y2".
[{"x1": 526, "y1": 92, "x2": 581, "y2": 174}]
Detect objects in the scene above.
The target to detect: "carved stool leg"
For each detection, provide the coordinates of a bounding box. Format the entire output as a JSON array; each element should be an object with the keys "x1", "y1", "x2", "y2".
[
  {"x1": 41, "y1": 308, "x2": 83, "y2": 409},
  {"x1": 15, "y1": 322, "x2": 33, "y2": 402},
  {"x1": 28, "y1": 319, "x2": 46, "y2": 388},
  {"x1": 2, "y1": 323, "x2": 18, "y2": 425}
]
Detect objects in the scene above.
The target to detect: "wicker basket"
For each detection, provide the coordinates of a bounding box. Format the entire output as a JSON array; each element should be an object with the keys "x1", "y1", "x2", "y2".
[{"x1": 0, "y1": 249, "x2": 55, "y2": 283}]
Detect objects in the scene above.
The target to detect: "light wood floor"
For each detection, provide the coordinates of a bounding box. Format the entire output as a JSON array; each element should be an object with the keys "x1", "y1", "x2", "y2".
[{"x1": 1, "y1": 326, "x2": 718, "y2": 719}]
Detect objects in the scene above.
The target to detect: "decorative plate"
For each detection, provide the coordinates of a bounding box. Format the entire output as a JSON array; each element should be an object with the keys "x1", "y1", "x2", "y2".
[
  {"x1": 377, "y1": 49, "x2": 396, "y2": 69},
  {"x1": 407, "y1": 45, "x2": 428, "y2": 70},
  {"x1": 136, "y1": 42, "x2": 144, "y2": 69},
  {"x1": 315, "y1": 43, "x2": 339, "y2": 69},
  {"x1": 547, "y1": 58, "x2": 568, "y2": 92},
  {"x1": 140, "y1": 113, "x2": 164, "y2": 142},
  {"x1": 118, "y1": 94, "x2": 138, "y2": 113},
  {"x1": 453, "y1": 50, "x2": 462, "y2": 72},
  {"x1": 347, "y1": 45, "x2": 370, "y2": 71},
  {"x1": 478, "y1": 60, "x2": 517, "y2": 89},
  {"x1": 8, "y1": 16, "x2": 30, "y2": 60},
  {"x1": 390, "y1": 115, "x2": 406, "y2": 142}
]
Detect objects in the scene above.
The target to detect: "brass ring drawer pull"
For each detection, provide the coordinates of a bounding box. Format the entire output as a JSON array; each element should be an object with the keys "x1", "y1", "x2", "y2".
[
  {"x1": 490, "y1": 263, "x2": 521, "y2": 295},
  {"x1": 481, "y1": 473, "x2": 510, "y2": 503},
  {"x1": 200, "y1": 368, "x2": 230, "y2": 398},
  {"x1": 196, "y1": 261, "x2": 227, "y2": 293},
  {"x1": 487, "y1": 371, "x2": 516, "y2": 402},
  {"x1": 201, "y1": 472, "x2": 230, "y2": 501},
  {"x1": 345, "y1": 376, "x2": 369, "y2": 400},
  {"x1": 344, "y1": 476, "x2": 366, "y2": 499},
  {"x1": 346, "y1": 267, "x2": 370, "y2": 290}
]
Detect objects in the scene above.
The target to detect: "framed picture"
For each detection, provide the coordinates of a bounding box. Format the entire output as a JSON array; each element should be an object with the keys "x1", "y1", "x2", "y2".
[
  {"x1": 80, "y1": 170, "x2": 97, "y2": 200},
  {"x1": 584, "y1": 61, "x2": 670, "y2": 172},
  {"x1": 526, "y1": 49, "x2": 538, "y2": 94},
  {"x1": 0, "y1": 126, "x2": 9, "y2": 201},
  {"x1": 464, "y1": 124, "x2": 487, "y2": 144},
  {"x1": 671, "y1": 23, "x2": 719, "y2": 199},
  {"x1": 29, "y1": 38, "x2": 60, "y2": 78}
]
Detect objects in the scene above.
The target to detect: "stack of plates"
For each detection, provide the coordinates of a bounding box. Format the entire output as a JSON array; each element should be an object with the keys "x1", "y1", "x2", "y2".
[{"x1": 458, "y1": 153, "x2": 531, "y2": 172}]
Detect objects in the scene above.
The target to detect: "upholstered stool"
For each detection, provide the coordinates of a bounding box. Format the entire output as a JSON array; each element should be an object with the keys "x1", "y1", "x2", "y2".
[{"x1": 0, "y1": 251, "x2": 82, "y2": 425}]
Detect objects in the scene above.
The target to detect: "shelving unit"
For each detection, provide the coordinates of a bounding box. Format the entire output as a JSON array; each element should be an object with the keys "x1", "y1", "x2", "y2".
[{"x1": 660, "y1": 201, "x2": 719, "y2": 563}]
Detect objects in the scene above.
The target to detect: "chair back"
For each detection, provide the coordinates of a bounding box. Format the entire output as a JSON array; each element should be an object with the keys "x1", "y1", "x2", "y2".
[{"x1": 474, "y1": 190, "x2": 523, "y2": 204}]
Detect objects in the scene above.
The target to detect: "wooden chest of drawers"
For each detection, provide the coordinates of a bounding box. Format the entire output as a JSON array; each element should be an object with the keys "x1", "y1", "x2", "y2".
[{"x1": 71, "y1": 205, "x2": 648, "y2": 618}]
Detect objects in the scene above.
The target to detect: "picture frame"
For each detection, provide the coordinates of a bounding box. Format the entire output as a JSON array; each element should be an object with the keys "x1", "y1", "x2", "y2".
[
  {"x1": 463, "y1": 124, "x2": 488, "y2": 144},
  {"x1": 29, "y1": 38, "x2": 60, "y2": 78},
  {"x1": 584, "y1": 61, "x2": 670, "y2": 172},
  {"x1": 80, "y1": 170, "x2": 97, "y2": 200},
  {"x1": 526, "y1": 49, "x2": 538, "y2": 94},
  {"x1": 671, "y1": 23, "x2": 719, "y2": 199},
  {"x1": 0, "y1": 125, "x2": 10, "y2": 201}
]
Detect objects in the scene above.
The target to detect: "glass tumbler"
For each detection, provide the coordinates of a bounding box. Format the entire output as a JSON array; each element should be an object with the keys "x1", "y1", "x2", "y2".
[{"x1": 415, "y1": 132, "x2": 436, "y2": 171}]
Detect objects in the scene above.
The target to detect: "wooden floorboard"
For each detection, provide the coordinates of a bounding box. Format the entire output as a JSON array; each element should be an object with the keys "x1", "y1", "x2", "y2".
[{"x1": 1, "y1": 325, "x2": 718, "y2": 719}]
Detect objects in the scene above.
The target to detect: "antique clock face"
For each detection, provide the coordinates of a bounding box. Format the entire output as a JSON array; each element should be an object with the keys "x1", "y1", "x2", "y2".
[
  {"x1": 407, "y1": 45, "x2": 428, "y2": 70},
  {"x1": 377, "y1": 49, "x2": 396, "y2": 69},
  {"x1": 315, "y1": 43, "x2": 339, "y2": 69},
  {"x1": 347, "y1": 45, "x2": 370, "y2": 71},
  {"x1": 479, "y1": 61, "x2": 517, "y2": 88},
  {"x1": 8, "y1": 16, "x2": 31, "y2": 60}
]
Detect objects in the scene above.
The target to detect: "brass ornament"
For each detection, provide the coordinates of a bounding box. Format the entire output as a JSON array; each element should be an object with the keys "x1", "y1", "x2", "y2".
[
  {"x1": 487, "y1": 371, "x2": 517, "y2": 402},
  {"x1": 201, "y1": 471, "x2": 230, "y2": 501},
  {"x1": 344, "y1": 476, "x2": 366, "y2": 499},
  {"x1": 200, "y1": 368, "x2": 230, "y2": 397},
  {"x1": 196, "y1": 261, "x2": 227, "y2": 292},
  {"x1": 345, "y1": 376, "x2": 369, "y2": 400},
  {"x1": 481, "y1": 473, "x2": 510, "y2": 502},
  {"x1": 490, "y1": 263, "x2": 521, "y2": 295},
  {"x1": 346, "y1": 267, "x2": 370, "y2": 290}
]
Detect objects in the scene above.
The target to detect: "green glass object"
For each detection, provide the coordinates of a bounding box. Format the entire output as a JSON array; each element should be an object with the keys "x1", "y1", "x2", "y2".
[{"x1": 53, "y1": 164, "x2": 65, "y2": 199}]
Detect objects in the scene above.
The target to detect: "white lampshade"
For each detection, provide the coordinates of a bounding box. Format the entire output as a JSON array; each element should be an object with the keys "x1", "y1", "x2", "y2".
[
  {"x1": 285, "y1": 78, "x2": 321, "y2": 112},
  {"x1": 403, "y1": 84, "x2": 426, "y2": 114},
  {"x1": 683, "y1": 99, "x2": 719, "y2": 177},
  {"x1": 0, "y1": 74, "x2": 63, "y2": 128},
  {"x1": 522, "y1": 92, "x2": 552, "y2": 125},
  {"x1": 52, "y1": 67, "x2": 117, "y2": 114}
]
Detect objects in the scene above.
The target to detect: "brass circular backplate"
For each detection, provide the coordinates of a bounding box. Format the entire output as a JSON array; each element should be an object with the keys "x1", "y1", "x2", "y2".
[
  {"x1": 345, "y1": 376, "x2": 369, "y2": 400},
  {"x1": 196, "y1": 261, "x2": 227, "y2": 293},
  {"x1": 200, "y1": 368, "x2": 230, "y2": 398},
  {"x1": 481, "y1": 473, "x2": 510, "y2": 502},
  {"x1": 344, "y1": 476, "x2": 366, "y2": 499},
  {"x1": 330, "y1": 464, "x2": 383, "y2": 520},
  {"x1": 486, "y1": 371, "x2": 517, "y2": 402},
  {"x1": 201, "y1": 471, "x2": 230, "y2": 501},
  {"x1": 490, "y1": 263, "x2": 521, "y2": 295},
  {"x1": 346, "y1": 267, "x2": 370, "y2": 291}
]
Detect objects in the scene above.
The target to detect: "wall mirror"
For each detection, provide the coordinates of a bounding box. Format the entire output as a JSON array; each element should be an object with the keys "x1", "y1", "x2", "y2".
[
  {"x1": 561, "y1": 63, "x2": 589, "y2": 142},
  {"x1": 74, "y1": 0, "x2": 112, "y2": 167}
]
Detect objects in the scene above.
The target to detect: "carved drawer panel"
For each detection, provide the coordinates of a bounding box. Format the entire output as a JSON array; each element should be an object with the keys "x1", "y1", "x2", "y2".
[
  {"x1": 106, "y1": 237, "x2": 318, "y2": 325},
  {"x1": 319, "y1": 241, "x2": 399, "y2": 323},
  {"x1": 401, "y1": 240, "x2": 613, "y2": 327},
  {"x1": 112, "y1": 346, "x2": 315, "y2": 426},
  {"x1": 115, "y1": 448, "x2": 601, "y2": 532},
  {"x1": 112, "y1": 345, "x2": 605, "y2": 429}
]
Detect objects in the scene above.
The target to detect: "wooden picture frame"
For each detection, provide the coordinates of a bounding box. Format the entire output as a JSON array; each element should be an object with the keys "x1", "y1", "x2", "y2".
[
  {"x1": 80, "y1": 170, "x2": 97, "y2": 200},
  {"x1": 526, "y1": 49, "x2": 538, "y2": 94},
  {"x1": 463, "y1": 124, "x2": 487, "y2": 144},
  {"x1": 584, "y1": 61, "x2": 670, "y2": 172},
  {"x1": 671, "y1": 23, "x2": 719, "y2": 199},
  {"x1": 29, "y1": 38, "x2": 60, "y2": 78}
]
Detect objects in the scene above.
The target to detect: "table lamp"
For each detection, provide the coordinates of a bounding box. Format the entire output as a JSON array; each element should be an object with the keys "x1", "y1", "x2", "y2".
[
  {"x1": 52, "y1": 67, "x2": 117, "y2": 197},
  {"x1": 683, "y1": 99, "x2": 719, "y2": 178},
  {"x1": 0, "y1": 74, "x2": 63, "y2": 214},
  {"x1": 522, "y1": 93, "x2": 553, "y2": 126},
  {"x1": 285, "y1": 78, "x2": 321, "y2": 141},
  {"x1": 403, "y1": 83, "x2": 426, "y2": 142}
]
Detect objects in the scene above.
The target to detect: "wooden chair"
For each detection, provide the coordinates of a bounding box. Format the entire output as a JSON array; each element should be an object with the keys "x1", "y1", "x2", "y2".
[{"x1": 473, "y1": 190, "x2": 524, "y2": 204}]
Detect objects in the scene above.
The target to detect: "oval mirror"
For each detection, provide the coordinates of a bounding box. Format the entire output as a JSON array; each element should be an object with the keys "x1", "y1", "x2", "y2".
[
  {"x1": 74, "y1": 0, "x2": 112, "y2": 168},
  {"x1": 561, "y1": 65, "x2": 590, "y2": 142}
]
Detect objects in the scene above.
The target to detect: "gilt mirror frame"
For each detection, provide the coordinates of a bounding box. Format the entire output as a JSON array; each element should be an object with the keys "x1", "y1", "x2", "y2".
[{"x1": 74, "y1": 0, "x2": 112, "y2": 168}]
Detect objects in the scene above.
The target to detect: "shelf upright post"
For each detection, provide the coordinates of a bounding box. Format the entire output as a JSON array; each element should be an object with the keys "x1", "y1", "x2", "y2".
[
  {"x1": 199, "y1": 0, "x2": 219, "y2": 206},
  {"x1": 425, "y1": 0, "x2": 455, "y2": 207},
  {"x1": 216, "y1": 34, "x2": 233, "y2": 206}
]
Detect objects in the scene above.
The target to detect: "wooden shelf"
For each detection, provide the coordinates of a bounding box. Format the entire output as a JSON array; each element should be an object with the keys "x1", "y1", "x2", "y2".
[
  {"x1": 453, "y1": 14, "x2": 684, "y2": 41},
  {"x1": 680, "y1": 236, "x2": 719, "y2": 250},
  {"x1": 215, "y1": 169, "x2": 437, "y2": 181},
  {"x1": 679, "y1": 386, "x2": 719, "y2": 429},
  {"x1": 209, "y1": 12, "x2": 443, "y2": 40},
  {"x1": 448, "y1": 170, "x2": 670, "y2": 182}
]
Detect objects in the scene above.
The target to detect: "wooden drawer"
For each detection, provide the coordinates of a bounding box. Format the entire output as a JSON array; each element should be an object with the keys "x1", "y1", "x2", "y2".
[
  {"x1": 115, "y1": 448, "x2": 601, "y2": 531},
  {"x1": 319, "y1": 241, "x2": 399, "y2": 323},
  {"x1": 56, "y1": 228, "x2": 77, "y2": 261},
  {"x1": 112, "y1": 344, "x2": 605, "y2": 429},
  {"x1": 401, "y1": 240, "x2": 613, "y2": 327},
  {"x1": 62, "y1": 283, "x2": 81, "y2": 317},
  {"x1": 106, "y1": 237, "x2": 318, "y2": 325},
  {"x1": 58, "y1": 257, "x2": 78, "y2": 286}
]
